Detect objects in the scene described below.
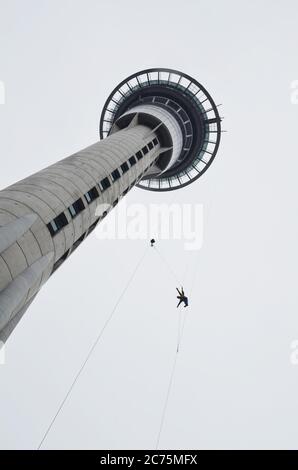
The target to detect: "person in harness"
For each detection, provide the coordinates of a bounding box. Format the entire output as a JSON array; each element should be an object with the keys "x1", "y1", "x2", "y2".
[{"x1": 176, "y1": 287, "x2": 189, "y2": 308}]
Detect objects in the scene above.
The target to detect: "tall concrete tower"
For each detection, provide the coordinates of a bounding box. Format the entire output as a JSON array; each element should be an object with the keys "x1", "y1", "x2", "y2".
[{"x1": 0, "y1": 68, "x2": 221, "y2": 342}]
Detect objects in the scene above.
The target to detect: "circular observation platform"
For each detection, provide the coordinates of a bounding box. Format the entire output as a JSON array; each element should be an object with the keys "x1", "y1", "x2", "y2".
[{"x1": 99, "y1": 68, "x2": 222, "y2": 191}]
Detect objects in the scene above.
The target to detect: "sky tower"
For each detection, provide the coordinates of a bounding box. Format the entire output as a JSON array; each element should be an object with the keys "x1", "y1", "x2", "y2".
[{"x1": 0, "y1": 68, "x2": 221, "y2": 343}]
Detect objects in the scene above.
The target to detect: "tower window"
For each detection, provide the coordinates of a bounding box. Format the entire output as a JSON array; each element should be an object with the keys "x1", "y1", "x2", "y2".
[
  {"x1": 84, "y1": 186, "x2": 99, "y2": 204},
  {"x1": 100, "y1": 177, "x2": 111, "y2": 191},
  {"x1": 111, "y1": 169, "x2": 121, "y2": 181},
  {"x1": 129, "y1": 156, "x2": 137, "y2": 166},
  {"x1": 185, "y1": 122, "x2": 192, "y2": 134},
  {"x1": 153, "y1": 138, "x2": 158, "y2": 146},
  {"x1": 136, "y1": 151, "x2": 143, "y2": 160},
  {"x1": 68, "y1": 198, "x2": 85, "y2": 218},
  {"x1": 148, "y1": 142, "x2": 154, "y2": 150},
  {"x1": 121, "y1": 162, "x2": 129, "y2": 174},
  {"x1": 155, "y1": 97, "x2": 167, "y2": 104},
  {"x1": 168, "y1": 101, "x2": 180, "y2": 112},
  {"x1": 142, "y1": 146, "x2": 149, "y2": 155},
  {"x1": 185, "y1": 136, "x2": 192, "y2": 148},
  {"x1": 47, "y1": 212, "x2": 68, "y2": 236}
]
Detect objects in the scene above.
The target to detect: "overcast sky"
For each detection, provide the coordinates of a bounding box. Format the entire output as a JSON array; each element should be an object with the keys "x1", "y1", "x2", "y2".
[{"x1": 0, "y1": 0, "x2": 298, "y2": 450}]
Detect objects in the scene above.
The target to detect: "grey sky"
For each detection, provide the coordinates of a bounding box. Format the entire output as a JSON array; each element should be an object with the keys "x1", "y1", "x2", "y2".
[{"x1": 0, "y1": 0, "x2": 298, "y2": 450}]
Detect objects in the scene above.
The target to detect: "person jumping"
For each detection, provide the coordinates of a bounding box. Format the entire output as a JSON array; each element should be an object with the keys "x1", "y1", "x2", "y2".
[{"x1": 176, "y1": 287, "x2": 189, "y2": 308}]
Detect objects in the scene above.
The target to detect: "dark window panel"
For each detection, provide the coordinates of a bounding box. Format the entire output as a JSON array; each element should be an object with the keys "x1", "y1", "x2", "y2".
[
  {"x1": 153, "y1": 138, "x2": 158, "y2": 146},
  {"x1": 136, "y1": 151, "x2": 143, "y2": 160},
  {"x1": 155, "y1": 96, "x2": 167, "y2": 104},
  {"x1": 55, "y1": 212, "x2": 69, "y2": 230},
  {"x1": 148, "y1": 141, "x2": 154, "y2": 150},
  {"x1": 129, "y1": 156, "x2": 136, "y2": 166},
  {"x1": 68, "y1": 198, "x2": 85, "y2": 218},
  {"x1": 185, "y1": 122, "x2": 192, "y2": 134},
  {"x1": 84, "y1": 186, "x2": 99, "y2": 204},
  {"x1": 47, "y1": 211, "x2": 69, "y2": 236},
  {"x1": 168, "y1": 101, "x2": 180, "y2": 111},
  {"x1": 111, "y1": 169, "x2": 121, "y2": 181},
  {"x1": 47, "y1": 221, "x2": 56, "y2": 236},
  {"x1": 185, "y1": 136, "x2": 192, "y2": 148},
  {"x1": 100, "y1": 177, "x2": 111, "y2": 191},
  {"x1": 179, "y1": 109, "x2": 188, "y2": 122},
  {"x1": 47, "y1": 212, "x2": 68, "y2": 237},
  {"x1": 142, "y1": 146, "x2": 149, "y2": 155},
  {"x1": 121, "y1": 162, "x2": 129, "y2": 174}
]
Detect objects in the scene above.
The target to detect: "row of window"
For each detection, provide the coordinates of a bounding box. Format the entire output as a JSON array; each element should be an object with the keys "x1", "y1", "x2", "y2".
[
  {"x1": 47, "y1": 194, "x2": 94, "y2": 236},
  {"x1": 122, "y1": 159, "x2": 155, "y2": 195},
  {"x1": 52, "y1": 217, "x2": 101, "y2": 272},
  {"x1": 47, "y1": 137, "x2": 159, "y2": 237},
  {"x1": 98, "y1": 137, "x2": 158, "y2": 192},
  {"x1": 51, "y1": 161, "x2": 156, "y2": 274}
]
